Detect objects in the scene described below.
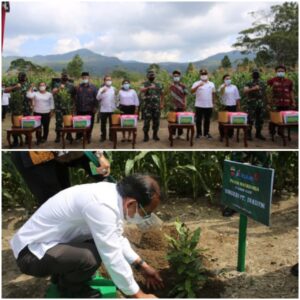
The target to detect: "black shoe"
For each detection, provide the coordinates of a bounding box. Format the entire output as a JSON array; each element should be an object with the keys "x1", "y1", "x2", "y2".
[
  {"x1": 291, "y1": 263, "x2": 298, "y2": 277},
  {"x1": 256, "y1": 133, "x2": 266, "y2": 141},
  {"x1": 100, "y1": 137, "x2": 106, "y2": 142},
  {"x1": 66, "y1": 133, "x2": 73, "y2": 142},
  {"x1": 12, "y1": 141, "x2": 19, "y2": 148},
  {"x1": 144, "y1": 133, "x2": 149, "y2": 142},
  {"x1": 222, "y1": 207, "x2": 236, "y2": 217},
  {"x1": 196, "y1": 134, "x2": 201, "y2": 139},
  {"x1": 206, "y1": 133, "x2": 213, "y2": 139},
  {"x1": 153, "y1": 135, "x2": 160, "y2": 141}
]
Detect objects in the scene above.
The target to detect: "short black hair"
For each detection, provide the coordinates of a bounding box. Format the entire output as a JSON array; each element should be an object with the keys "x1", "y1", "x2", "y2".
[
  {"x1": 222, "y1": 74, "x2": 230, "y2": 81},
  {"x1": 275, "y1": 65, "x2": 286, "y2": 71},
  {"x1": 122, "y1": 79, "x2": 130, "y2": 84},
  {"x1": 172, "y1": 70, "x2": 181, "y2": 76},
  {"x1": 116, "y1": 174, "x2": 161, "y2": 207},
  {"x1": 199, "y1": 68, "x2": 208, "y2": 75},
  {"x1": 81, "y1": 72, "x2": 89, "y2": 77}
]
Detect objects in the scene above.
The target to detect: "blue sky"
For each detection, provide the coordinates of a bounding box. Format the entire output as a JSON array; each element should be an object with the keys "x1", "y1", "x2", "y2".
[{"x1": 3, "y1": 1, "x2": 279, "y2": 63}]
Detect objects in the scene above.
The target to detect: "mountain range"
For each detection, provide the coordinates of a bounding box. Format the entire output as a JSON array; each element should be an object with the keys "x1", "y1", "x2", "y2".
[{"x1": 2, "y1": 48, "x2": 255, "y2": 75}]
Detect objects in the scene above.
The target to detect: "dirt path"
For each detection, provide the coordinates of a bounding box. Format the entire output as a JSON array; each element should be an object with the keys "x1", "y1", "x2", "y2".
[
  {"x1": 2, "y1": 115, "x2": 298, "y2": 149},
  {"x1": 2, "y1": 195, "x2": 298, "y2": 298}
]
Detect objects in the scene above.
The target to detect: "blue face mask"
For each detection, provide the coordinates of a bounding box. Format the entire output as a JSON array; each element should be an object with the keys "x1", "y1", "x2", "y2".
[
  {"x1": 224, "y1": 79, "x2": 231, "y2": 86},
  {"x1": 277, "y1": 72, "x2": 285, "y2": 78},
  {"x1": 123, "y1": 83, "x2": 130, "y2": 90}
]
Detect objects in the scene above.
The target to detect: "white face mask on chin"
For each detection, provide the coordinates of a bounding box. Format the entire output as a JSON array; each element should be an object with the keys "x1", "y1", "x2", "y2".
[
  {"x1": 201, "y1": 75, "x2": 208, "y2": 81},
  {"x1": 126, "y1": 206, "x2": 145, "y2": 225}
]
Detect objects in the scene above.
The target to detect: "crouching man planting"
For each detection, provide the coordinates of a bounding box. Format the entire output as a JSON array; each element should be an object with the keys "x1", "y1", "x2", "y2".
[{"x1": 10, "y1": 174, "x2": 164, "y2": 298}]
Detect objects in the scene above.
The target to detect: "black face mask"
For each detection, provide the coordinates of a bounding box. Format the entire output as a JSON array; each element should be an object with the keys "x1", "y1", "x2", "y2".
[
  {"x1": 252, "y1": 73, "x2": 260, "y2": 80},
  {"x1": 61, "y1": 77, "x2": 68, "y2": 83},
  {"x1": 148, "y1": 76, "x2": 155, "y2": 82},
  {"x1": 18, "y1": 76, "x2": 26, "y2": 83}
]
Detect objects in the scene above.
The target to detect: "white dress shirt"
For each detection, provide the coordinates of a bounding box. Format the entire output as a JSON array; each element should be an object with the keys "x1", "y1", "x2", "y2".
[
  {"x1": 118, "y1": 89, "x2": 139, "y2": 106},
  {"x1": 2, "y1": 92, "x2": 10, "y2": 105},
  {"x1": 10, "y1": 182, "x2": 140, "y2": 296},
  {"x1": 26, "y1": 91, "x2": 54, "y2": 113},
  {"x1": 218, "y1": 84, "x2": 240, "y2": 106},
  {"x1": 192, "y1": 80, "x2": 215, "y2": 108},
  {"x1": 96, "y1": 86, "x2": 117, "y2": 113}
]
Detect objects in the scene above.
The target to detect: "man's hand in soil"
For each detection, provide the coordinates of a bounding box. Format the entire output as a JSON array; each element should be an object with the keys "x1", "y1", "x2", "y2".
[{"x1": 141, "y1": 263, "x2": 164, "y2": 290}]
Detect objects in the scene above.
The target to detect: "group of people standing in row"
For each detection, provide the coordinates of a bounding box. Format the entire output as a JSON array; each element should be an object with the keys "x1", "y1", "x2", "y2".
[{"x1": 3, "y1": 65, "x2": 295, "y2": 146}]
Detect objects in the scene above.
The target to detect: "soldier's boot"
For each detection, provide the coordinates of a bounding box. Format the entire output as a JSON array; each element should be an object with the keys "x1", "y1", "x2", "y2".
[
  {"x1": 255, "y1": 130, "x2": 266, "y2": 141},
  {"x1": 66, "y1": 133, "x2": 73, "y2": 142},
  {"x1": 143, "y1": 132, "x2": 149, "y2": 142},
  {"x1": 55, "y1": 131, "x2": 61, "y2": 143},
  {"x1": 247, "y1": 129, "x2": 253, "y2": 141},
  {"x1": 153, "y1": 131, "x2": 160, "y2": 141}
]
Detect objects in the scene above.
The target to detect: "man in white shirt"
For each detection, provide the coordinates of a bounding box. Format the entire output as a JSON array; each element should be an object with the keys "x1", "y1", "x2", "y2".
[
  {"x1": 218, "y1": 74, "x2": 241, "y2": 138},
  {"x1": 2, "y1": 82, "x2": 10, "y2": 120},
  {"x1": 96, "y1": 76, "x2": 116, "y2": 142},
  {"x1": 191, "y1": 69, "x2": 216, "y2": 139},
  {"x1": 10, "y1": 174, "x2": 163, "y2": 298}
]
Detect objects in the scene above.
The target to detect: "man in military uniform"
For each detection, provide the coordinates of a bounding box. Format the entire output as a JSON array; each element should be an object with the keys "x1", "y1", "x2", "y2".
[
  {"x1": 140, "y1": 70, "x2": 164, "y2": 142},
  {"x1": 243, "y1": 69, "x2": 266, "y2": 141},
  {"x1": 4, "y1": 72, "x2": 32, "y2": 147},
  {"x1": 52, "y1": 72, "x2": 76, "y2": 143}
]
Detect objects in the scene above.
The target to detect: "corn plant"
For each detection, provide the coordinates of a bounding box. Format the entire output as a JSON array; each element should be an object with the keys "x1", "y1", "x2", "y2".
[{"x1": 165, "y1": 220, "x2": 207, "y2": 298}]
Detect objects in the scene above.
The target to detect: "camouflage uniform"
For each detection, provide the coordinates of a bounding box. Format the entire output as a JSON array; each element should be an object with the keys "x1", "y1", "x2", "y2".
[
  {"x1": 244, "y1": 80, "x2": 266, "y2": 136},
  {"x1": 141, "y1": 80, "x2": 163, "y2": 136},
  {"x1": 10, "y1": 82, "x2": 32, "y2": 116},
  {"x1": 53, "y1": 81, "x2": 75, "y2": 131}
]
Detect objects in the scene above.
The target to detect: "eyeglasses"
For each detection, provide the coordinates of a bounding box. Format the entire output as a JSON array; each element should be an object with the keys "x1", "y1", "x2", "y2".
[
  {"x1": 201, "y1": 73, "x2": 208, "y2": 75},
  {"x1": 138, "y1": 203, "x2": 152, "y2": 219}
]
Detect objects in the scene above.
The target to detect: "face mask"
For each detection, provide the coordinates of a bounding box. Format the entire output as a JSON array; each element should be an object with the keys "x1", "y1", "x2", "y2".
[
  {"x1": 173, "y1": 77, "x2": 180, "y2": 82},
  {"x1": 224, "y1": 79, "x2": 231, "y2": 86},
  {"x1": 82, "y1": 79, "x2": 89, "y2": 84},
  {"x1": 201, "y1": 75, "x2": 208, "y2": 81},
  {"x1": 126, "y1": 205, "x2": 145, "y2": 225},
  {"x1": 148, "y1": 76, "x2": 155, "y2": 82},
  {"x1": 39, "y1": 86, "x2": 46, "y2": 92},
  {"x1": 277, "y1": 72, "x2": 285, "y2": 78},
  {"x1": 105, "y1": 80, "x2": 112, "y2": 86},
  {"x1": 123, "y1": 83, "x2": 130, "y2": 90},
  {"x1": 252, "y1": 73, "x2": 260, "y2": 80}
]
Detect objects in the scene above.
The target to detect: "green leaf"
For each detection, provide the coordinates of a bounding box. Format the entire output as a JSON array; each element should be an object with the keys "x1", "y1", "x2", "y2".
[
  {"x1": 125, "y1": 159, "x2": 134, "y2": 176},
  {"x1": 151, "y1": 154, "x2": 161, "y2": 169}
]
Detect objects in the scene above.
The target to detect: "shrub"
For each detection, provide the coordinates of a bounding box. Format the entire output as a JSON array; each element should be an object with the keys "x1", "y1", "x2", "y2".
[{"x1": 165, "y1": 220, "x2": 207, "y2": 298}]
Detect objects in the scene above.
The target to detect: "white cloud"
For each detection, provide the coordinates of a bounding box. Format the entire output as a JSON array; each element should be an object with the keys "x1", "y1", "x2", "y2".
[
  {"x1": 4, "y1": 35, "x2": 31, "y2": 55},
  {"x1": 116, "y1": 50, "x2": 182, "y2": 63},
  {"x1": 53, "y1": 38, "x2": 82, "y2": 54}
]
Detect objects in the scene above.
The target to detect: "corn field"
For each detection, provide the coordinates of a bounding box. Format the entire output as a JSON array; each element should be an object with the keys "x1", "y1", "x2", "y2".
[{"x1": 2, "y1": 151, "x2": 298, "y2": 210}]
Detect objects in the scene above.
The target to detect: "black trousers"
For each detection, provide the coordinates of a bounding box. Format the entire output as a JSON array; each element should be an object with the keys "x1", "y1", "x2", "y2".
[
  {"x1": 2, "y1": 105, "x2": 8, "y2": 120},
  {"x1": 75, "y1": 111, "x2": 95, "y2": 140},
  {"x1": 195, "y1": 107, "x2": 212, "y2": 136},
  {"x1": 219, "y1": 105, "x2": 237, "y2": 138},
  {"x1": 100, "y1": 112, "x2": 112, "y2": 140},
  {"x1": 17, "y1": 240, "x2": 101, "y2": 293},
  {"x1": 172, "y1": 107, "x2": 184, "y2": 136},
  {"x1": 11, "y1": 152, "x2": 70, "y2": 206},
  {"x1": 34, "y1": 112, "x2": 51, "y2": 141}
]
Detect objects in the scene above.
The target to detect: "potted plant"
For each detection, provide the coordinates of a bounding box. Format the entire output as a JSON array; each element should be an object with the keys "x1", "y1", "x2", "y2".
[
  {"x1": 57, "y1": 88, "x2": 73, "y2": 127},
  {"x1": 10, "y1": 89, "x2": 24, "y2": 127},
  {"x1": 111, "y1": 108, "x2": 123, "y2": 125}
]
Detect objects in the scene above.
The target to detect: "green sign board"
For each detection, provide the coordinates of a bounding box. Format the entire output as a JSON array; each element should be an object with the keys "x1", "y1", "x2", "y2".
[{"x1": 221, "y1": 160, "x2": 274, "y2": 226}]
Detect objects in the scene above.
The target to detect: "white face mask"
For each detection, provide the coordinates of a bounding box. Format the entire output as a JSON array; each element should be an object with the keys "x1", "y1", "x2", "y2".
[
  {"x1": 173, "y1": 76, "x2": 180, "y2": 82},
  {"x1": 82, "y1": 79, "x2": 89, "y2": 84},
  {"x1": 39, "y1": 86, "x2": 46, "y2": 92},
  {"x1": 277, "y1": 72, "x2": 285, "y2": 78},
  {"x1": 224, "y1": 79, "x2": 231, "y2": 86},
  {"x1": 105, "y1": 80, "x2": 112, "y2": 87},
  {"x1": 126, "y1": 205, "x2": 145, "y2": 225},
  {"x1": 201, "y1": 75, "x2": 208, "y2": 81},
  {"x1": 123, "y1": 83, "x2": 130, "y2": 90}
]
